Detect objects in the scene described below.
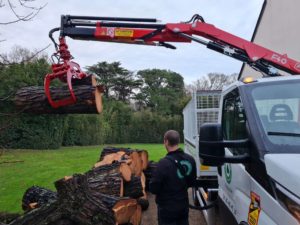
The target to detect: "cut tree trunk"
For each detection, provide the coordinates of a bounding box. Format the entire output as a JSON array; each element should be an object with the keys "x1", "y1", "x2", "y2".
[
  {"x1": 129, "y1": 151, "x2": 143, "y2": 177},
  {"x1": 55, "y1": 163, "x2": 125, "y2": 198},
  {"x1": 144, "y1": 161, "x2": 158, "y2": 191},
  {"x1": 99, "y1": 147, "x2": 131, "y2": 161},
  {"x1": 53, "y1": 163, "x2": 139, "y2": 225},
  {"x1": 138, "y1": 150, "x2": 149, "y2": 171},
  {"x1": 12, "y1": 163, "x2": 141, "y2": 225},
  {"x1": 94, "y1": 151, "x2": 126, "y2": 168},
  {"x1": 137, "y1": 198, "x2": 149, "y2": 211},
  {"x1": 14, "y1": 76, "x2": 103, "y2": 114},
  {"x1": 22, "y1": 186, "x2": 57, "y2": 211},
  {"x1": 12, "y1": 195, "x2": 138, "y2": 225},
  {"x1": 129, "y1": 204, "x2": 142, "y2": 225},
  {"x1": 0, "y1": 212, "x2": 21, "y2": 225},
  {"x1": 10, "y1": 201, "x2": 65, "y2": 225},
  {"x1": 138, "y1": 172, "x2": 149, "y2": 211},
  {"x1": 11, "y1": 148, "x2": 149, "y2": 225},
  {"x1": 93, "y1": 161, "x2": 132, "y2": 182},
  {"x1": 124, "y1": 176, "x2": 144, "y2": 199}
]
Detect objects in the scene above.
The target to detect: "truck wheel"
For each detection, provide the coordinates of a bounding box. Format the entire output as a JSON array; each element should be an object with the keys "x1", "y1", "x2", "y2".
[
  {"x1": 192, "y1": 187, "x2": 200, "y2": 206},
  {"x1": 239, "y1": 222, "x2": 249, "y2": 225}
]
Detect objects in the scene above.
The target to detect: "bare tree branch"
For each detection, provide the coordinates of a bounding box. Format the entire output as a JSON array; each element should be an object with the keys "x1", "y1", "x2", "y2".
[
  {"x1": 0, "y1": 0, "x2": 46, "y2": 25},
  {"x1": 186, "y1": 73, "x2": 238, "y2": 93},
  {"x1": 0, "y1": 44, "x2": 50, "y2": 65}
]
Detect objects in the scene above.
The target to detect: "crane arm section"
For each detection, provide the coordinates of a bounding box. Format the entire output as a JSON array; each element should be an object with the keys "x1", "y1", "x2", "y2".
[{"x1": 45, "y1": 14, "x2": 300, "y2": 108}]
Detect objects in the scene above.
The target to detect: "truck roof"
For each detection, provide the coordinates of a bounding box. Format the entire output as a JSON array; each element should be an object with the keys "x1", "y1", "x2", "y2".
[{"x1": 224, "y1": 75, "x2": 300, "y2": 91}]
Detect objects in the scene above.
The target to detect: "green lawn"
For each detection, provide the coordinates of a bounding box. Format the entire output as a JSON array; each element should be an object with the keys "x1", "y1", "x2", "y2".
[{"x1": 0, "y1": 144, "x2": 182, "y2": 213}]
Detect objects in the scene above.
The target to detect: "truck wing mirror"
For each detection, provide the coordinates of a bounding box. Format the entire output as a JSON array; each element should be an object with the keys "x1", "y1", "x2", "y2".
[{"x1": 199, "y1": 123, "x2": 250, "y2": 167}]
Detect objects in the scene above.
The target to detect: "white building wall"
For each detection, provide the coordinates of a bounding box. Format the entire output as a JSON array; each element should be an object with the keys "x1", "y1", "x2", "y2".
[{"x1": 240, "y1": 0, "x2": 300, "y2": 78}]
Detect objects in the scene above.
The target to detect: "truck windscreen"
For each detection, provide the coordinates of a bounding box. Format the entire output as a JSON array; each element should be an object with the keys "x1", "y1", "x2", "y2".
[{"x1": 251, "y1": 79, "x2": 300, "y2": 152}]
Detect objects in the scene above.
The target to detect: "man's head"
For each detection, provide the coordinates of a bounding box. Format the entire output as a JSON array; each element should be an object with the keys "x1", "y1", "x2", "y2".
[{"x1": 164, "y1": 130, "x2": 180, "y2": 152}]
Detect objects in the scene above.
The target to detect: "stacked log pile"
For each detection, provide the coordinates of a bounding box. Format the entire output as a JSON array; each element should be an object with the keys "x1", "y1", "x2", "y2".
[{"x1": 10, "y1": 147, "x2": 153, "y2": 225}]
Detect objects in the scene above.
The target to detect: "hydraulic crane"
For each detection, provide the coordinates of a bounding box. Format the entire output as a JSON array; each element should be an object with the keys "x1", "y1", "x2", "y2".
[{"x1": 45, "y1": 14, "x2": 300, "y2": 108}]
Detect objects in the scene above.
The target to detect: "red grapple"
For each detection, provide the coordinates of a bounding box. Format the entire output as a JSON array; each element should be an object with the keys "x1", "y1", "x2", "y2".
[{"x1": 44, "y1": 37, "x2": 87, "y2": 108}]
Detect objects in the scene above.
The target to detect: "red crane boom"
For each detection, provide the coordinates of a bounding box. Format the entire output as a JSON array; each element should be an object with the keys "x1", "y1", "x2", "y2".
[{"x1": 45, "y1": 14, "x2": 300, "y2": 108}]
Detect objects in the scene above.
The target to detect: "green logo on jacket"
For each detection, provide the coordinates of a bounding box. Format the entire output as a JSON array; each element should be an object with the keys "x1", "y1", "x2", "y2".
[{"x1": 177, "y1": 160, "x2": 192, "y2": 179}]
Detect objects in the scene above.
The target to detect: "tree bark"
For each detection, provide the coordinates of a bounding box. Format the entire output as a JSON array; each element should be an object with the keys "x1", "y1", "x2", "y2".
[
  {"x1": 11, "y1": 149, "x2": 148, "y2": 225},
  {"x1": 144, "y1": 161, "x2": 157, "y2": 191},
  {"x1": 129, "y1": 204, "x2": 142, "y2": 225},
  {"x1": 14, "y1": 76, "x2": 103, "y2": 114},
  {"x1": 99, "y1": 147, "x2": 131, "y2": 161},
  {"x1": 22, "y1": 186, "x2": 57, "y2": 211},
  {"x1": 55, "y1": 163, "x2": 124, "y2": 199},
  {"x1": 137, "y1": 198, "x2": 149, "y2": 211},
  {"x1": 10, "y1": 201, "x2": 64, "y2": 225},
  {"x1": 124, "y1": 176, "x2": 144, "y2": 199},
  {"x1": 129, "y1": 151, "x2": 143, "y2": 177},
  {"x1": 138, "y1": 150, "x2": 149, "y2": 171},
  {"x1": 12, "y1": 163, "x2": 140, "y2": 225}
]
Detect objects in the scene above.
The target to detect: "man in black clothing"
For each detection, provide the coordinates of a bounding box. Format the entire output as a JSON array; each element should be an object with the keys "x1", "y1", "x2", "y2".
[{"x1": 149, "y1": 130, "x2": 196, "y2": 225}]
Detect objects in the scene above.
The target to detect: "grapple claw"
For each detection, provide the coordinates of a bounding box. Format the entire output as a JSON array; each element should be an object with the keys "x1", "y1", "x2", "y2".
[{"x1": 44, "y1": 37, "x2": 87, "y2": 108}]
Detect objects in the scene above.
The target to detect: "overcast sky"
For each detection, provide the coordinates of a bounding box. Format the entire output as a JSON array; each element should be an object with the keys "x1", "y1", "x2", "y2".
[{"x1": 1, "y1": 0, "x2": 263, "y2": 84}]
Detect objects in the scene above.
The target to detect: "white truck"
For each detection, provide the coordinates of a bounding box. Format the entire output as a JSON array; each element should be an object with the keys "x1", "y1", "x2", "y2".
[{"x1": 194, "y1": 75, "x2": 300, "y2": 225}]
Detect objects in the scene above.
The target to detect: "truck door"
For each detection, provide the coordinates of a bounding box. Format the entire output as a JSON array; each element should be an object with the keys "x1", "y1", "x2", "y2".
[{"x1": 218, "y1": 88, "x2": 252, "y2": 225}]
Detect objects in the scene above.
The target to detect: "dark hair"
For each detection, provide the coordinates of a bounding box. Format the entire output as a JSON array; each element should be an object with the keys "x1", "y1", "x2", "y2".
[{"x1": 164, "y1": 130, "x2": 180, "y2": 146}]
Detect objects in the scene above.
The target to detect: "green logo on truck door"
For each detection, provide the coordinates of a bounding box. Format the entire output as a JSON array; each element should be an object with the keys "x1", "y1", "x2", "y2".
[{"x1": 224, "y1": 163, "x2": 232, "y2": 184}]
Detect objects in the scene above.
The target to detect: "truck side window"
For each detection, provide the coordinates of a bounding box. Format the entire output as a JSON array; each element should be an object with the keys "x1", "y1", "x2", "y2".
[{"x1": 222, "y1": 89, "x2": 248, "y2": 154}]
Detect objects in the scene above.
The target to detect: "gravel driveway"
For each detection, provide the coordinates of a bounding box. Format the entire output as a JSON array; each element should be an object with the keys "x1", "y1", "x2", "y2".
[{"x1": 141, "y1": 190, "x2": 207, "y2": 225}]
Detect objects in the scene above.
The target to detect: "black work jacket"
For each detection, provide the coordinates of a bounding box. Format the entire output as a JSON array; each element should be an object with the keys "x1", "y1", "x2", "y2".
[{"x1": 149, "y1": 149, "x2": 196, "y2": 220}]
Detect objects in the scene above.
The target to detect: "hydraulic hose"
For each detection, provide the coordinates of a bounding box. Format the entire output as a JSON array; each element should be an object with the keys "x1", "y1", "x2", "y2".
[{"x1": 48, "y1": 27, "x2": 60, "y2": 50}]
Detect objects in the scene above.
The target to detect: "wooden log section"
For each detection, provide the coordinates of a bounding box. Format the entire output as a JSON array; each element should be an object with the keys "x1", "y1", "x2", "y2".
[
  {"x1": 10, "y1": 201, "x2": 65, "y2": 225},
  {"x1": 11, "y1": 149, "x2": 150, "y2": 225},
  {"x1": 140, "y1": 172, "x2": 147, "y2": 198},
  {"x1": 99, "y1": 147, "x2": 131, "y2": 161},
  {"x1": 14, "y1": 75, "x2": 103, "y2": 114},
  {"x1": 55, "y1": 163, "x2": 125, "y2": 198},
  {"x1": 129, "y1": 151, "x2": 143, "y2": 177},
  {"x1": 129, "y1": 204, "x2": 142, "y2": 225},
  {"x1": 93, "y1": 160, "x2": 132, "y2": 182},
  {"x1": 138, "y1": 198, "x2": 149, "y2": 211},
  {"x1": 112, "y1": 198, "x2": 138, "y2": 225},
  {"x1": 22, "y1": 186, "x2": 57, "y2": 211},
  {"x1": 0, "y1": 212, "x2": 21, "y2": 225},
  {"x1": 68, "y1": 193, "x2": 138, "y2": 225},
  {"x1": 124, "y1": 176, "x2": 144, "y2": 199},
  {"x1": 138, "y1": 150, "x2": 149, "y2": 171},
  {"x1": 144, "y1": 161, "x2": 158, "y2": 191},
  {"x1": 138, "y1": 172, "x2": 149, "y2": 211},
  {"x1": 12, "y1": 194, "x2": 138, "y2": 225},
  {"x1": 98, "y1": 148, "x2": 149, "y2": 178},
  {"x1": 53, "y1": 163, "x2": 140, "y2": 225},
  {"x1": 94, "y1": 151, "x2": 126, "y2": 168}
]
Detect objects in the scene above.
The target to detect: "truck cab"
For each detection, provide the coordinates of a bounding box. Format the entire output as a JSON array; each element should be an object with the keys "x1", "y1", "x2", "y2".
[{"x1": 199, "y1": 76, "x2": 300, "y2": 225}]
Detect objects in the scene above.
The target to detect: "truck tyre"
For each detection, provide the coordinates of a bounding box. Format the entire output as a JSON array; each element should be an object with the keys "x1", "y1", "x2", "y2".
[
  {"x1": 192, "y1": 187, "x2": 200, "y2": 206},
  {"x1": 239, "y1": 222, "x2": 249, "y2": 225}
]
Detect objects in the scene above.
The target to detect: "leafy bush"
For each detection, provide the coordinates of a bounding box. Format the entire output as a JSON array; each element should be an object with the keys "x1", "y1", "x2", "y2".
[{"x1": 0, "y1": 115, "x2": 65, "y2": 149}]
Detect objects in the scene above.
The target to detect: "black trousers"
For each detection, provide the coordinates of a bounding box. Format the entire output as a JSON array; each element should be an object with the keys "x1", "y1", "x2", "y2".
[{"x1": 157, "y1": 207, "x2": 189, "y2": 225}]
